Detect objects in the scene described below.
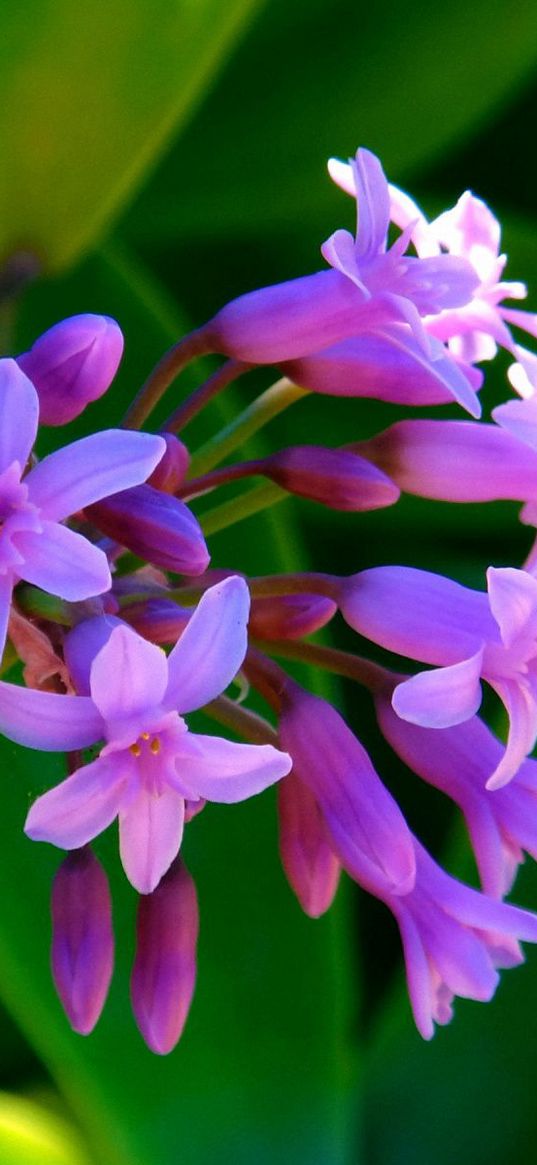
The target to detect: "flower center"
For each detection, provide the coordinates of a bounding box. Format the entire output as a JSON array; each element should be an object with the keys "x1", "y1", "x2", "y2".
[{"x1": 129, "y1": 731, "x2": 161, "y2": 758}]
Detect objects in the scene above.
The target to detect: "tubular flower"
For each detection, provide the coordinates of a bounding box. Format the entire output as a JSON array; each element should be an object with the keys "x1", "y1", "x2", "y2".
[
  {"x1": 337, "y1": 565, "x2": 537, "y2": 789},
  {"x1": 0, "y1": 359, "x2": 165, "y2": 658},
  {"x1": 2, "y1": 578, "x2": 291, "y2": 893}
]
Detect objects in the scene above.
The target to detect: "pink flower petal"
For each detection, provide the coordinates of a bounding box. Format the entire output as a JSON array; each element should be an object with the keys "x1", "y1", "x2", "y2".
[
  {"x1": 174, "y1": 732, "x2": 291, "y2": 802},
  {"x1": 339, "y1": 566, "x2": 494, "y2": 665},
  {"x1": 352, "y1": 148, "x2": 391, "y2": 258},
  {"x1": 165, "y1": 576, "x2": 250, "y2": 714},
  {"x1": 486, "y1": 677, "x2": 537, "y2": 789},
  {"x1": 25, "y1": 430, "x2": 165, "y2": 522},
  {"x1": 25, "y1": 755, "x2": 125, "y2": 848},
  {"x1": 392, "y1": 648, "x2": 484, "y2": 728},
  {"x1": 90, "y1": 624, "x2": 169, "y2": 723},
  {"x1": 0, "y1": 681, "x2": 103, "y2": 750},
  {"x1": 486, "y1": 566, "x2": 537, "y2": 648},
  {"x1": 17, "y1": 521, "x2": 111, "y2": 600},
  {"x1": 493, "y1": 396, "x2": 537, "y2": 451},
  {"x1": 119, "y1": 786, "x2": 185, "y2": 894},
  {"x1": 64, "y1": 615, "x2": 123, "y2": 695},
  {"x1": 0, "y1": 359, "x2": 39, "y2": 475}
]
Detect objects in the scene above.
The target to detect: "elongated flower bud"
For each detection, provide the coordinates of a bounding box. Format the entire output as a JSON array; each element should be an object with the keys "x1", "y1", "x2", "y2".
[
  {"x1": 261, "y1": 446, "x2": 399, "y2": 511},
  {"x1": 148, "y1": 433, "x2": 190, "y2": 493},
  {"x1": 356, "y1": 419, "x2": 537, "y2": 502},
  {"x1": 121, "y1": 598, "x2": 190, "y2": 644},
  {"x1": 249, "y1": 593, "x2": 337, "y2": 640},
  {"x1": 87, "y1": 485, "x2": 210, "y2": 575},
  {"x1": 131, "y1": 859, "x2": 199, "y2": 1055},
  {"x1": 51, "y1": 848, "x2": 114, "y2": 1034},
  {"x1": 18, "y1": 314, "x2": 124, "y2": 425},
  {"x1": 278, "y1": 772, "x2": 341, "y2": 916}
]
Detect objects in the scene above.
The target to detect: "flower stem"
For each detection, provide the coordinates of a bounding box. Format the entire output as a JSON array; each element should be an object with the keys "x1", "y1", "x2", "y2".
[
  {"x1": 256, "y1": 638, "x2": 396, "y2": 694},
  {"x1": 188, "y1": 378, "x2": 309, "y2": 476},
  {"x1": 162, "y1": 359, "x2": 251, "y2": 434},
  {"x1": 178, "y1": 458, "x2": 264, "y2": 501},
  {"x1": 122, "y1": 328, "x2": 209, "y2": 429},
  {"x1": 200, "y1": 482, "x2": 288, "y2": 536},
  {"x1": 203, "y1": 695, "x2": 278, "y2": 745}
]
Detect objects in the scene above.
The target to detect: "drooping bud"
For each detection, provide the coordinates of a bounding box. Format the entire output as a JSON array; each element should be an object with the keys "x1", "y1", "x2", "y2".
[
  {"x1": 18, "y1": 314, "x2": 124, "y2": 425},
  {"x1": 249, "y1": 593, "x2": 337, "y2": 640},
  {"x1": 148, "y1": 434, "x2": 190, "y2": 493},
  {"x1": 278, "y1": 772, "x2": 341, "y2": 916},
  {"x1": 260, "y1": 446, "x2": 399, "y2": 511},
  {"x1": 87, "y1": 485, "x2": 210, "y2": 575},
  {"x1": 131, "y1": 859, "x2": 199, "y2": 1055},
  {"x1": 51, "y1": 848, "x2": 114, "y2": 1034}
]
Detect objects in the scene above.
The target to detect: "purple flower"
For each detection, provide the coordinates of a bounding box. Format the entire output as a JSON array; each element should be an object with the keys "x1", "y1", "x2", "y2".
[
  {"x1": 87, "y1": 484, "x2": 210, "y2": 576},
  {"x1": 131, "y1": 858, "x2": 198, "y2": 1055},
  {"x1": 376, "y1": 697, "x2": 537, "y2": 898},
  {"x1": 18, "y1": 314, "x2": 124, "y2": 425},
  {"x1": 0, "y1": 359, "x2": 165, "y2": 658},
  {"x1": 337, "y1": 564, "x2": 537, "y2": 788},
  {"x1": 0, "y1": 578, "x2": 291, "y2": 893},
  {"x1": 51, "y1": 847, "x2": 114, "y2": 1035},
  {"x1": 200, "y1": 150, "x2": 477, "y2": 370}
]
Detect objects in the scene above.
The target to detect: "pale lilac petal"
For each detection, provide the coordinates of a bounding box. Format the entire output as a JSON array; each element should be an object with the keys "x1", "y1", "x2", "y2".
[
  {"x1": 418, "y1": 844, "x2": 537, "y2": 944},
  {"x1": 420, "y1": 907, "x2": 498, "y2": 1001},
  {"x1": 0, "y1": 573, "x2": 13, "y2": 660},
  {"x1": 90, "y1": 625, "x2": 169, "y2": 722},
  {"x1": 165, "y1": 576, "x2": 250, "y2": 714},
  {"x1": 487, "y1": 678, "x2": 537, "y2": 789},
  {"x1": 173, "y1": 732, "x2": 291, "y2": 802},
  {"x1": 392, "y1": 649, "x2": 484, "y2": 728},
  {"x1": 327, "y1": 157, "x2": 355, "y2": 196},
  {"x1": 431, "y1": 192, "x2": 500, "y2": 277},
  {"x1": 352, "y1": 148, "x2": 390, "y2": 258},
  {"x1": 64, "y1": 615, "x2": 123, "y2": 695},
  {"x1": 0, "y1": 681, "x2": 103, "y2": 749},
  {"x1": 25, "y1": 430, "x2": 165, "y2": 522},
  {"x1": 320, "y1": 230, "x2": 365, "y2": 288},
  {"x1": 493, "y1": 396, "x2": 537, "y2": 451},
  {"x1": 339, "y1": 566, "x2": 495, "y2": 665},
  {"x1": 0, "y1": 360, "x2": 39, "y2": 476},
  {"x1": 119, "y1": 786, "x2": 185, "y2": 894},
  {"x1": 25, "y1": 755, "x2": 125, "y2": 847},
  {"x1": 17, "y1": 521, "x2": 111, "y2": 600},
  {"x1": 394, "y1": 906, "x2": 435, "y2": 1039},
  {"x1": 487, "y1": 566, "x2": 537, "y2": 648},
  {"x1": 388, "y1": 184, "x2": 440, "y2": 257},
  {"x1": 391, "y1": 255, "x2": 478, "y2": 315},
  {"x1": 501, "y1": 307, "x2": 537, "y2": 340}
]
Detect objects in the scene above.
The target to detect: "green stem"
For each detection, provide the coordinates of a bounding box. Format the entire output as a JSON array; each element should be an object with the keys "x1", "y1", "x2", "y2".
[
  {"x1": 200, "y1": 481, "x2": 287, "y2": 536},
  {"x1": 122, "y1": 329, "x2": 209, "y2": 429},
  {"x1": 203, "y1": 695, "x2": 278, "y2": 745},
  {"x1": 189, "y1": 378, "x2": 309, "y2": 476}
]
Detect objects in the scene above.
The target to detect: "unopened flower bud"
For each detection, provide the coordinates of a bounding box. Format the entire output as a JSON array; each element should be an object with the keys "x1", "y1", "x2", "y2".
[
  {"x1": 148, "y1": 434, "x2": 190, "y2": 493},
  {"x1": 131, "y1": 859, "x2": 199, "y2": 1055},
  {"x1": 18, "y1": 314, "x2": 124, "y2": 425},
  {"x1": 261, "y1": 446, "x2": 399, "y2": 511},
  {"x1": 122, "y1": 598, "x2": 190, "y2": 644},
  {"x1": 249, "y1": 594, "x2": 337, "y2": 640},
  {"x1": 51, "y1": 848, "x2": 114, "y2": 1035},
  {"x1": 278, "y1": 773, "x2": 341, "y2": 916},
  {"x1": 87, "y1": 485, "x2": 210, "y2": 575}
]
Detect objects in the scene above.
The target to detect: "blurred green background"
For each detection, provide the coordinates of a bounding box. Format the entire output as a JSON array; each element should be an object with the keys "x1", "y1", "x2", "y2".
[{"x1": 1, "y1": 2, "x2": 537, "y2": 1162}]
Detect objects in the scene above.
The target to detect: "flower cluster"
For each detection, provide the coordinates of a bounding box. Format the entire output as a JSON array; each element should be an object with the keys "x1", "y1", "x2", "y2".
[{"x1": 4, "y1": 146, "x2": 537, "y2": 1051}]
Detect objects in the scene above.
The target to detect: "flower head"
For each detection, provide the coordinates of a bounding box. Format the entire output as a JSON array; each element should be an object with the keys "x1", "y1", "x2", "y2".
[{"x1": 18, "y1": 314, "x2": 124, "y2": 425}]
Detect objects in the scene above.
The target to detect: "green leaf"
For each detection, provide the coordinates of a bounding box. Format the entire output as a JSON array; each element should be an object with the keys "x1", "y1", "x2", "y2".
[
  {"x1": 121, "y1": 0, "x2": 537, "y2": 243},
  {"x1": 0, "y1": 0, "x2": 263, "y2": 271},
  {"x1": 4, "y1": 245, "x2": 357, "y2": 1165}
]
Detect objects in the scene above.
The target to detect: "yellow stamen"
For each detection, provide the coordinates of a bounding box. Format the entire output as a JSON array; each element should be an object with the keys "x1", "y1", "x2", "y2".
[
  {"x1": 150, "y1": 737, "x2": 161, "y2": 755},
  {"x1": 141, "y1": 731, "x2": 150, "y2": 740},
  {"x1": 129, "y1": 742, "x2": 142, "y2": 757}
]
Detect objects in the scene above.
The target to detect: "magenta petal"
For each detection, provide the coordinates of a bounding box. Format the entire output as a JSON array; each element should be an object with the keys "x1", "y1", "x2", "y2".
[
  {"x1": 51, "y1": 848, "x2": 114, "y2": 1034},
  {"x1": 119, "y1": 786, "x2": 185, "y2": 894},
  {"x1": 174, "y1": 732, "x2": 291, "y2": 802},
  {"x1": 486, "y1": 566, "x2": 537, "y2": 648},
  {"x1": 394, "y1": 907, "x2": 435, "y2": 1040},
  {"x1": 25, "y1": 430, "x2": 166, "y2": 522},
  {"x1": 0, "y1": 359, "x2": 39, "y2": 475},
  {"x1": 25, "y1": 755, "x2": 125, "y2": 848},
  {"x1": 278, "y1": 773, "x2": 341, "y2": 918},
  {"x1": 17, "y1": 521, "x2": 111, "y2": 600},
  {"x1": 392, "y1": 649, "x2": 484, "y2": 728},
  {"x1": 165, "y1": 577, "x2": 250, "y2": 714},
  {"x1": 339, "y1": 566, "x2": 494, "y2": 665},
  {"x1": 131, "y1": 859, "x2": 198, "y2": 1055},
  {"x1": 487, "y1": 678, "x2": 537, "y2": 789},
  {"x1": 90, "y1": 624, "x2": 169, "y2": 723},
  {"x1": 493, "y1": 397, "x2": 537, "y2": 452},
  {"x1": 0, "y1": 682, "x2": 103, "y2": 750}
]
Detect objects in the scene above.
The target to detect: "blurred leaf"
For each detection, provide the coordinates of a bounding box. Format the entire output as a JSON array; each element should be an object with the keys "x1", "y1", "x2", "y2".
[
  {"x1": 0, "y1": 0, "x2": 263, "y2": 271},
  {"x1": 2, "y1": 245, "x2": 357, "y2": 1165},
  {"x1": 121, "y1": 0, "x2": 537, "y2": 245},
  {"x1": 0, "y1": 1091, "x2": 91, "y2": 1165}
]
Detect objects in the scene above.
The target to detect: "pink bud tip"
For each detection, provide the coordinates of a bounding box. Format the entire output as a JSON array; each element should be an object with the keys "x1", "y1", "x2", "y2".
[
  {"x1": 131, "y1": 859, "x2": 199, "y2": 1055},
  {"x1": 18, "y1": 314, "x2": 124, "y2": 425},
  {"x1": 263, "y1": 446, "x2": 399, "y2": 511},
  {"x1": 148, "y1": 434, "x2": 190, "y2": 493},
  {"x1": 51, "y1": 848, "x2": 114, "y2": 1035},
  {"x1": 278, "y1": 774, "x2": 341, "y2": 916},
  {"x1": 249, "y1": 594, "x2": 337, "y2": 640}
]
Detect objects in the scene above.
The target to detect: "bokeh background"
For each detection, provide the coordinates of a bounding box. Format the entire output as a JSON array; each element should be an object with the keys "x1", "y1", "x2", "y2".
[{"x1": 1, "y1": 3, "x2": 537, "y2": 1162}]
